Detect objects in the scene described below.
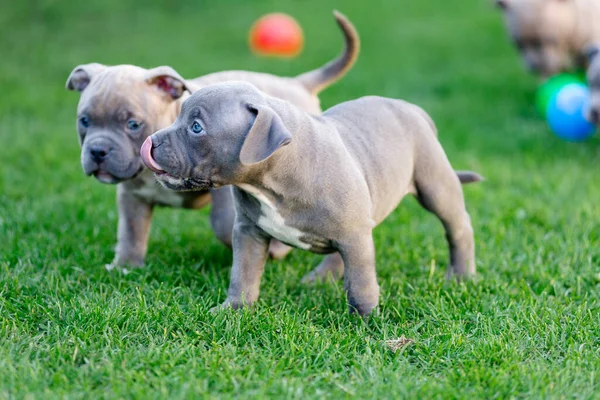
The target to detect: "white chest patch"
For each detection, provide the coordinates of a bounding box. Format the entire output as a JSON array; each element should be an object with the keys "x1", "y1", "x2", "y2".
[
  {"x1": 130, "y1": 172, "x2": 185, "y2": 208},
  {"x1": 238, "y1": 184, "x2": 311, "y2": 250}
]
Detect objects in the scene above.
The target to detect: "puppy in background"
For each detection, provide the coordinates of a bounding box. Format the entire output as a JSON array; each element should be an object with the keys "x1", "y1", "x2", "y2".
[
  {"x1": 66, "y1": 11, "x2": 358, "y2": 273},
  {"x1": 495, "y1": 0, "x2": 600, "y2": 78}
]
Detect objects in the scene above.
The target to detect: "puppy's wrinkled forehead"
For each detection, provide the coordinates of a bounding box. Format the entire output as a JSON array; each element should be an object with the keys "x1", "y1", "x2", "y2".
[
  {"x1": 181, "y1": 82, "x2": 264, "y2": 116},
  {"x1": 77, "y1": 66, "x2": 164, "y2": 118}
]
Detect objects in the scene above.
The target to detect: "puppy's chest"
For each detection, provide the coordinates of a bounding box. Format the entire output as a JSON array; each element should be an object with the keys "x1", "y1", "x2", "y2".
[{"x1": 238, "y1": 185, "x2": 317, "y2": 251}]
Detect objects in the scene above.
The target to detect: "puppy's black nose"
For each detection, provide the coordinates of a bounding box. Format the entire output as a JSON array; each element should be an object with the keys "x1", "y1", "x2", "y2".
[
  {"x1": 590, "y1": 109, "x2": 600, "y2": 124},
  {"x1": 90, "y1": 146, "x2": 109, "y2": 163}
]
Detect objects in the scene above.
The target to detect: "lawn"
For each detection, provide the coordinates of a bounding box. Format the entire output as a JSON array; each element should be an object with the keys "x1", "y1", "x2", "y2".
[{"x1": 1, "y1": 0, "x2": 600, "y2": 398}]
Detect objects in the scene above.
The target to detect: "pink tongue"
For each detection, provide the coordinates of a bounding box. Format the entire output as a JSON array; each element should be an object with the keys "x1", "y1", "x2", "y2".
[{"x1": 140, "y1": 137, "x2": 166, "y2": 174}]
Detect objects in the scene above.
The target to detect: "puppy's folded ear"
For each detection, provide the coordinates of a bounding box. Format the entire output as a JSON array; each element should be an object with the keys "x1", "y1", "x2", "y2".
[
  {"x1": 584, "y1": 43, "x2": 600, "y2": 65},
  {"x1": 66, "y1": 63, "x2": 107, "y2": 92},
  {"x1": 240, "y1": 104, "x2": 292, "y2": 166},
  {"x1": 145, "y1": 66, "x2": 188, "y2": 100}
]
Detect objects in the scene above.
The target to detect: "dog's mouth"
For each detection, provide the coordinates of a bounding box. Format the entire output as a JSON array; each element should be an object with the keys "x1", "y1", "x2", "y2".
[
  {"x1": 90, "y1": 163, "x2": 143, "y2": 184},
  {"x1": 93, "y1": 170, "x2": 122, "y2": 184},
  {"x1": 140, "y1": 137, "x2": 168, "y2": 175},
  {"x1": 155, "y1": 175, "x2": 213, "y2": 191},
  {"x1": 140, "y1": 136, "x2": 211, "y2": 191}
]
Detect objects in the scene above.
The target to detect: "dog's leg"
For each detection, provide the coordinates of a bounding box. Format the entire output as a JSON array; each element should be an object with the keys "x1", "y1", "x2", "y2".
[
  {"x1": 414, "y1": 159, "x2": 476, "y2": 279},
  {"x1": 301, "y1": 252, "x2": 345, "y2": 283},
  {"x1": 209, "y1": 186, "x2": 235, "y2": 248},
  {"x1": 108, "y1": 185, "x2": 154, "y2": 270},
  {"x1": 338, "y1": 234, "x2": 379, "y2": 316},
  {"x1": 216, "y1": 215, "x2": 270, "y2": 311}
]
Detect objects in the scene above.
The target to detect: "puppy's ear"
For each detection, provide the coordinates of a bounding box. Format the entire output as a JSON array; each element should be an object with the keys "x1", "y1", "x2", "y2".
[
  {"x1": 584, "y1": 43, "x2": 600, "y2": 65},
  {"x1": 66, "y1": 63, "x2": 107, "y2": 92},
  {"x1": 495, "y1": 0, "x2": 509, "y2": 9},
  {"x1": 240, "y1": 104, "x2": 292, "y2": 166},
  {"x1": 145, "y1": 66, "x2": 188, "y2": 100}
]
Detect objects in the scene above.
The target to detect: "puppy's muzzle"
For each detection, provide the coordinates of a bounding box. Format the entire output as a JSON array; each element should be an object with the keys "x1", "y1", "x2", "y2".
[
  {"x1": 85, "y1": 139, "x2": 112, "y2": 165},
  {"x1": 89, "y1": 145, "x2": 109, "y2": 164},
  {"x1": 140, "y1": 136, "x2": 167, "y2": 174}
]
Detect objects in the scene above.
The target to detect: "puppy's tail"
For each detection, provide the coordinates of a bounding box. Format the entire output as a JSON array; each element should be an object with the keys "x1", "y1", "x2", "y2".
[
  {"x1": 295, "y1": 10, "x2": 359, "y2": 95},
  {"x1": 456, "y1": 171, "x2": 484, "y2": 185}
]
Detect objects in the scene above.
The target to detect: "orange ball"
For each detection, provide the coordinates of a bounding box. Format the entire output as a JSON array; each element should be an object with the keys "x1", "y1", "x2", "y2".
[{"x1": 249, "y1": 13, "x2": 304, "y2": 58}]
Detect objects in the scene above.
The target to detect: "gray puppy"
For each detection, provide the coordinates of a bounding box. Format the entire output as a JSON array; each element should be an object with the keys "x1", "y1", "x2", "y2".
[
  {"x1": 495, "y1": 0, "x2": 600, "y2": 77},
  {"x1": 65, "y1": 11, "x2": 358, "y2": 271},
  {"x1": 141, "y1": 82, "x2": 481, "y2": 316}
]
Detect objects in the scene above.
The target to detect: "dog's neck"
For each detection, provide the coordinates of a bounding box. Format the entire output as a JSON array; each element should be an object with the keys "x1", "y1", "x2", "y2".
[{"x1": 234, "y1": 124, "x2": 326, "y2": 208}]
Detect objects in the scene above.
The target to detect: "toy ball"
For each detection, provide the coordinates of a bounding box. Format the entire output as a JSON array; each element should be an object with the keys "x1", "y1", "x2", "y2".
[
  {"x1": 536, "y1": 73, "x2": 586, "y2": 115},
  {"x1": 546, "y1": 83, "x2": 595, "y2": 141},
  {"x1": 249, "y1": 13, "x2": 304, "y2": 58}
]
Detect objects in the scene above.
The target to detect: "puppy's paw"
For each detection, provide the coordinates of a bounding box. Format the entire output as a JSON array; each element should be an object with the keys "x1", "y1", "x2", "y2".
[
  {"x1": 105, "y1": 255, "x2": 145, "y2": 274},
  {"x1": 446, "y1": 263, "x2": 476, "y2": 281},
  {"x1": 209, "y1": 303, "x2": 229, "y2": 315},
  {"x1": 104, "y1": 264, "x2": 138, "y2": 275},
  {"x1": 301, "y1": 253, "x2": 344, "y2": 284},
  {"x1": 210, "y1": 298, "x2": 252, "y2": 314},
  {"x1": 210, "y1": 302, "x2": 235, "y2": 315},
  {"x1": 348, "y1": 301, "x2": 378, "y2": 317},
  {"x1": 105, "y1": 263, "x2": 119, "y2": 272},
  {"x1": 347, "y1": 289, "x2": 379, "y2": 317},
  {"x1": 301, "y1": 270, "x2": 339, "y2": 284}
]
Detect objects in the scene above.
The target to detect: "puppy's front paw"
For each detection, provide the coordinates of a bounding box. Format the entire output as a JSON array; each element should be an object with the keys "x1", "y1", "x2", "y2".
[
  {"x1": 105, "y1": 255, "x2": 145, "y2": 274},
  {"x1": 104, "y1": 263, "x2": 137, "y2": 274},
  {"x1": 347, "y1": 290, "x2": 379, "y2": 316},
  {"x1": 301, "y1": 253, "x2": 345, "y2": 284},
  {"x1": 209, "y1": 303, "x2": 228, "y2": 314},
  {"x1": 348, "y1": 301, "x2": 378, "y2": 317},
  {"x1": 446, "y1": 262, "x2": 476, "y2": 281},
  {"x1": 210, "y1": 298, "x2": 252, "y2": 314}
]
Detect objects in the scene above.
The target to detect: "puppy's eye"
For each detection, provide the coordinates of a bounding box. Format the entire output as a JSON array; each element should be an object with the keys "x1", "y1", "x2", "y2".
[
  {"x1": 79, "y1": 116, "x2": 90, "y2": 128},
  {"x1": 127, "y1": 119, "x2": 142, "y2": 131},
  {"x1": 190, "y1": 120, "x2": 204, "y2": 135}
]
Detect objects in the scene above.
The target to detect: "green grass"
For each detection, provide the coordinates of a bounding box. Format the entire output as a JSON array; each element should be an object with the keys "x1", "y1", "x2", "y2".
[{"x1": 2, "y1": 0, "x2": 600, "y2": 398}]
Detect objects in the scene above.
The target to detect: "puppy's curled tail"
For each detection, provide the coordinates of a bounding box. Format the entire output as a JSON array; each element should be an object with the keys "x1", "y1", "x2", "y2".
[
  {"x1": 456, "y1": 171, "x2": 484, "y2": 185},
  {"x1": 295, "y1": 10, "x2": 359, "y2": 95}
]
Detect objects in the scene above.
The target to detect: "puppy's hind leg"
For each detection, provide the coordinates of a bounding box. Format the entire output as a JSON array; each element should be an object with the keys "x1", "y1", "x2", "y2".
[{"x1": 414, "y1": 154, "x2": 476, "y2": 279}]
